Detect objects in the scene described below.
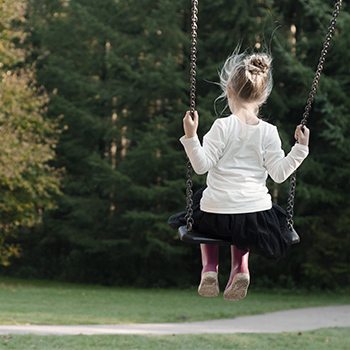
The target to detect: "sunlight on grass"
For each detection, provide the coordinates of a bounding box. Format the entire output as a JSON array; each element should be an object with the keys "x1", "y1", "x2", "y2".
[{"x1": 0, "y1": 277, "x2": 349, "y2": 326}]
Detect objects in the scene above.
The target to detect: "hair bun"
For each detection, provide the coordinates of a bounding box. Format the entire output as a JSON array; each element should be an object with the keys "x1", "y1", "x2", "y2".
[
  {"x1": 218, "y1": 48, "x2": 273, "y2": 106},
  {"x1": 246, "y1": 55, "x2": 270, "y2": 75}
]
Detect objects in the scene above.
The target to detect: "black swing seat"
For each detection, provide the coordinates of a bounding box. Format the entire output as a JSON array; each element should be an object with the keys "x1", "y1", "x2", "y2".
[
  {"x1": 178, "y1": 225, "x2": 233, "y2": 245},
  {"x1": 178, "y1": 225, "x2": 300, "y2": 245}
]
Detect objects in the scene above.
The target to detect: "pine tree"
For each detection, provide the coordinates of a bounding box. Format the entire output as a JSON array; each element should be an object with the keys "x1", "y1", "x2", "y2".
[
  {"x1": 284, "y1": 0, "x2": 350, "y2": 288},
  {"x1": 250, "y1": 0, "x2": 350, "y2": 288},
  {"x1": 15, "y1": 0, "x2": 194, "y2": 286}
]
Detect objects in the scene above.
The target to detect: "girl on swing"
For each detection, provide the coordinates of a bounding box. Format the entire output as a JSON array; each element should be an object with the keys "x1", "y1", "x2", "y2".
[{"x1": 174, "y1": 50, "x2": 309, "y2": 301}]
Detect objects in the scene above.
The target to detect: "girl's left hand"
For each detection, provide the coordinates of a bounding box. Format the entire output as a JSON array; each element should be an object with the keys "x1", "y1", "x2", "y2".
[
  {"x1": 295, "y1": 125, "x2": 310, "y2": 146},
  {"x1": 183, "y1": 110, "x2": 199, "y2": 139}
]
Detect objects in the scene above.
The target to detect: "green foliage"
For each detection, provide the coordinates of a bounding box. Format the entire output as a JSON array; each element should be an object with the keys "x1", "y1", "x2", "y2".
[
  {"x1": 2, "y1": 0, "x2": 193, "y2": 286},
  {"x1": 0, "y1": 0, "x2": 61, "y2": 266},
  {"x1": 2, "y1": 0, "x2": 349, "y2": 289},
  {"x1": 276, "y1": 1, "x2": 350, "y2": 288}
]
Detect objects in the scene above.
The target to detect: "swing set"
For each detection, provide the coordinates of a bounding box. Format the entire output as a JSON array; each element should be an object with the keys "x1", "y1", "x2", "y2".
[{"x1": 178, "y1": 0, "x2": 343, "y2": 245}]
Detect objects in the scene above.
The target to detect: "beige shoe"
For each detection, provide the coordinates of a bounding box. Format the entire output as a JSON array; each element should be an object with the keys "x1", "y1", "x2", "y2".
[
  {"x1": 198, "y1": 271, "x2": 219, "y2": 297},
  {"x1": 223, "y1": 273, "x2": 250, "y2": 301}
]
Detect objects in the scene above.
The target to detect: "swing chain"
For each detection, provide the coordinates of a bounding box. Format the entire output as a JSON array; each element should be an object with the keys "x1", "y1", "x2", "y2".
[
  {"x1": 185, "y1": 162, "x2": 194, "y2": 231},
  {"x1": 286, "y1": 0, "x2": 342, "y2": 230},
  {"x1": 300, "y1": 0, "x2": 342, "y2": 127},
  {"x1": 190, "y1": 0, "x2": 198, "y2": 118},
  {"x1": 185, "y1": 0, "x2": 199, "y2": 232},
  {"x1": 286, "y1": 171, "x2": 297, "y2": 231}
]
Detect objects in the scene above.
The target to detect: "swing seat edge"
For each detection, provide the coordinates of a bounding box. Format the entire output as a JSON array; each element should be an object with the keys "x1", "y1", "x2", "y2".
[{"x1": 178, "y1": 225, "x2": 233, "y2": 245}]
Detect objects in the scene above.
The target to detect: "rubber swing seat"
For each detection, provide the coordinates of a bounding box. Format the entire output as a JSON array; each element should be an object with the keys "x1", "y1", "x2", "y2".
[{"x1": 178, "y1": 225, "x2": 300, "y2": 245}]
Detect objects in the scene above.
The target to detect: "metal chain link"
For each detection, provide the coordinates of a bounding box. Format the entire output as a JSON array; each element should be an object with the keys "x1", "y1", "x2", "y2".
[
  {"x1": 185, "y1": 0, "x2": 199, "y2": 231},
  {"x1": 286, "y1": 0, "x2": 342, "y2": 230}
]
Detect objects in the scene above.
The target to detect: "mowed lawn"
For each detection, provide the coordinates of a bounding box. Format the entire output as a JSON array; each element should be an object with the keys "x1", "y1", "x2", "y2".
[
  {"x1": 0, "y1": 277, "x2": 349, "y2": 325},
  {"x1": 1, "y1": 329, "x2": 350, "y2": 350},
  {"x1": 0, "y1": 277, "x2": 349, "y2": 350}
]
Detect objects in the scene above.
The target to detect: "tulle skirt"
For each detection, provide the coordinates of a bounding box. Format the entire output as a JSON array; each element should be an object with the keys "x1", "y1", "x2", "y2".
[{"x1": 168, "y1": 188, "x2": 293, "y2": 260}]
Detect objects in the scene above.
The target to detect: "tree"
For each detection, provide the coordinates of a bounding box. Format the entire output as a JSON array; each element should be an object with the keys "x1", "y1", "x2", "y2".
[
  {"x1": 251, "y1": 0, "x2": 350, "y2": 288},
  {"x1": 0, "y1": 0, "x2": 61, "y2": 266}
]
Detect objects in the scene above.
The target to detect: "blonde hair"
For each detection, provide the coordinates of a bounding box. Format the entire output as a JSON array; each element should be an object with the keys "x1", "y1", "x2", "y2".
[{"x1": 218, "y1": 49, "x2": 273, "y2": 110}]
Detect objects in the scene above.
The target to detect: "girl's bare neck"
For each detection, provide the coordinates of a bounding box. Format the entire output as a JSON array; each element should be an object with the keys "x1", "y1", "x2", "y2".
[{"x1": 234, "y1": 107, "x2": 260, "y2": 126}]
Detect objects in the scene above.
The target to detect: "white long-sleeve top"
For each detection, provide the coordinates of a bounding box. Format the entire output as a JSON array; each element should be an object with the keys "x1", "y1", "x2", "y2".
[{"x1": 180, "y1": 114, "x2": 309, "y2": 214}]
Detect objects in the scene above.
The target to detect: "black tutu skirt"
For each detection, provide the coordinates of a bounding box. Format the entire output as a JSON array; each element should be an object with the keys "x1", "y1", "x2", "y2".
[{"x1": 168, "y1": 188, "x2": 293, "y2": 261}]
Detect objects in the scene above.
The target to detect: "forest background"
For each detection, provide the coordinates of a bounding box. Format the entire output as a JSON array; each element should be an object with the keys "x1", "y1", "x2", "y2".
[{"x1": 0, "y1": 0, "x2": 349, "y2": 290}]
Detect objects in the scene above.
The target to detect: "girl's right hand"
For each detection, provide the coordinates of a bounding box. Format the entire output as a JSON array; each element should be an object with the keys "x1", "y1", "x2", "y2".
[
  {"x1": 183, "y1": 110, "x2": 199, "y2": 139},
  {"x1": 295, "y1": 125, "x2": 310, "y2": 146}
]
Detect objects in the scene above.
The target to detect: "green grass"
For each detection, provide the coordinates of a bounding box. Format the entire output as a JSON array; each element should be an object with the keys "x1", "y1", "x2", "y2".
[
  {"x1": 0, "y1": 277, "x2": 349, "y2": 349},
  {"x1": 0, "y1": 328, "x2": 349, "y2": 349},
  {"x1": 0, "y1": 276, "x2": 349, "y2": 326}
]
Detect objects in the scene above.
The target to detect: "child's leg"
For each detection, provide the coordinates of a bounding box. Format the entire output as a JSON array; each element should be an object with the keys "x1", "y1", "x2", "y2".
[
  {"x1": 198, "y1": 244, "x2": 219, "y2": 297},
  {"x1": 223, "y1": 245, "x2": 250, "y2": 301}
]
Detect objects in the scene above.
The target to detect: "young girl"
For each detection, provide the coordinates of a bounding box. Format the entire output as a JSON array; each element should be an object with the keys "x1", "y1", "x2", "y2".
[{"x1": 172, "y1": 50, "x2": 309, "y2": 301}]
